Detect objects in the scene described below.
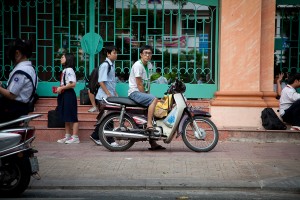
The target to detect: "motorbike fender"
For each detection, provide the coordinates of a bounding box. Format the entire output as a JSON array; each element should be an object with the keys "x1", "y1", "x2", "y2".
[{"x1": 177, "y1": 109, "x2": 211, "y2": 137}]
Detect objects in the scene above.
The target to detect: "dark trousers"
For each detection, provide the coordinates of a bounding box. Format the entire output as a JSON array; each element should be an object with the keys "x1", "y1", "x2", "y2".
[
  {"x1": 282, "y1": 99, "x2": 300, "y2": 126},
  {"x1": 0, "y1": 97, "x2": 29, "y2": 123},
  {"x1": 91, "y1": 121, "x2": 115, "y2": 143}
]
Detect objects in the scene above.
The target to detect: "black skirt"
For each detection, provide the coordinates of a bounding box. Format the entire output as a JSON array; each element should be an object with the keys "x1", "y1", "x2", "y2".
[{"x1": 57, "y1": 89, "x2": 78, "y2": 122}]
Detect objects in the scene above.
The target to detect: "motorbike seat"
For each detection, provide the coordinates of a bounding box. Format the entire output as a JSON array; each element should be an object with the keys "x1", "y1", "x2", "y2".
[{"x1": 106, "y1": 97, "x2": 148, "y2": 108}]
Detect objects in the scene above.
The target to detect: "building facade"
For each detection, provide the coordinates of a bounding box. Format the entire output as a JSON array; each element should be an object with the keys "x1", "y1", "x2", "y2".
[{"x1": 0, "y1": 0, "x2": 299, "y2": 128}]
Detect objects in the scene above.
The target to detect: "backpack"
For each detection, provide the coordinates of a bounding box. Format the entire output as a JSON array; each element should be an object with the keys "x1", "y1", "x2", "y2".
[
  {"x1": 8, "y1": 69, "x2": 38, "y2": 112},
  {"x1": 89, "y1": 60, "x2": 112, "y2": 95},
  {"x1": 261, "y1": 108, "x2": 287, "y2": 130}
]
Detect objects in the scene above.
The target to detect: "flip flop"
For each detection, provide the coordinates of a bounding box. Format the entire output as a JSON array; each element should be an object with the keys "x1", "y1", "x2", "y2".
[{"x1": 148, "y1": 145, "x2": 166, "y2": 151}]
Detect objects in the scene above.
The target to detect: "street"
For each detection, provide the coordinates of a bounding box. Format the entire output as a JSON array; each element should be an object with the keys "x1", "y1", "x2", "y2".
[
  {"x1": 20, "y1": 188, "x2": 300, "y2": 199},
  {"x1": 16, "y1": 140, "x2": 300, "y2": 199}
]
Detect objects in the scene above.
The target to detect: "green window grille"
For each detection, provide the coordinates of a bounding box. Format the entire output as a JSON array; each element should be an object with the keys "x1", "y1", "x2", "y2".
[
  {"x1": 275, "y1": 1, "x2": 300, "y2": 75},
  {"x1": 0, "y1": 0, "x2": 219, "y2": 98}
]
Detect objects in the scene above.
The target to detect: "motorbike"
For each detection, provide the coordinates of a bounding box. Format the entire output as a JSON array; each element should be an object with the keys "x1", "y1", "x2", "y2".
[
  {"x1": 96, "y1": 79, "x2": 219, "y2": 152},
  {"x1": 0, "y1": 114, "x2": 42, "y2": 197}
]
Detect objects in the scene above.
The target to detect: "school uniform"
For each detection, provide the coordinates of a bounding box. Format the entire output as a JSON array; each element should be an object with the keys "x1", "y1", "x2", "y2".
[
  {"x1": 57, "y1": 68, "x2": 78, "y2": 123},
  {"x1": 0, "y1": 61, "x2": 37, "y2": 122}
]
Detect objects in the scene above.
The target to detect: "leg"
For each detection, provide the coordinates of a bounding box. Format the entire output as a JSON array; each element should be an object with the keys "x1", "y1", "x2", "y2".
[
  {"x1": 147, "y1": 98, "x2": 158, "y2": 128},
  {"x1": 72, "y1": 122, "x2": 79, "y2": 136},
  {"x1": 283, "y1": 99, "x2": 300, "y2": 126},
  {"x1": 65, "y1": 122, "x2": 80, "y2": 144},
  {"x1": 65, "y1": 122, "x2": 71, "y2": 135},
  {"x1": 88, "y1": 89, "x2": 97, "y2": 112},
  {"x1": 290, "y1": 100, "x2": 300, "y2": 126},
  {"x1": 88, "y1": 90, "x2": 96, "y2": 108}
]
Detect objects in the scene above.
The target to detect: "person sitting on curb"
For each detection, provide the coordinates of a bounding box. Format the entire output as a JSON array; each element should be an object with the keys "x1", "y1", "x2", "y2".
[{"x1": 279, "y1": 73, "x2": 300, "y2": 131}]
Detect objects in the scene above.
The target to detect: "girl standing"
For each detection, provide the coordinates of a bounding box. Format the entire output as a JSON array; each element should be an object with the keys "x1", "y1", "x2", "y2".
[{"x1": 56, "y1": 53, "x2": 79, "y2": 144}]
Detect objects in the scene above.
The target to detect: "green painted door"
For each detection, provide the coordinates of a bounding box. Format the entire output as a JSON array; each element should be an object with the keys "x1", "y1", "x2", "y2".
[{"x1": 0, "y1": 0, "x2": 219, "y2": 98}]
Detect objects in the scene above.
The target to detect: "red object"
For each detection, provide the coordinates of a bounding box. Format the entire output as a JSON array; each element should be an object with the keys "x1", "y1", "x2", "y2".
[{"x1": 52, "y1": 86, "x2": 58, "y2": 93}]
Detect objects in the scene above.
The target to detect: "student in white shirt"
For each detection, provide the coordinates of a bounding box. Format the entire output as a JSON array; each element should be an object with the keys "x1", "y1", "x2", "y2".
[
  {"x1": 279, "y1": 73, "x2": 300, "y2": 131},
  {"x1": 0, "y1": 38, "x2": 37, "y2": 122}
]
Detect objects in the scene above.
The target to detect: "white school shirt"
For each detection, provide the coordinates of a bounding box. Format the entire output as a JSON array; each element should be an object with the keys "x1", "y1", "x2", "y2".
[
  {"x1": 128, "y1": 60, "x2": 153, "y2": 95},
  {"x1": 7, "y1": 61, "x2": 37, "y2": 103},
  {"x1": 279, "y1": 84, "x2": 300, "y2": 116},
  {"x1": 61, "y1": 68, "x2": 76, "y2": 86}
]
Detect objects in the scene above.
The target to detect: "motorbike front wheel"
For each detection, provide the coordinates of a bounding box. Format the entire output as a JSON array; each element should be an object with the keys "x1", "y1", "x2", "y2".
[
  {"x1": 0, "y1": 157, "x2": 31, "y2": 197},
  {"x1": 98, "y1": 113, "x2": 136, "y2": 151},
  {"x1": 182, "y1": 116, "x2": 219, "y2": 152}
]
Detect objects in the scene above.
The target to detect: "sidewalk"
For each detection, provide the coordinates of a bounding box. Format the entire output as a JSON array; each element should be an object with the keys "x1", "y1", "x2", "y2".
[{"x1": 30, "y1": 140, "x2": 300, "y2": 192}]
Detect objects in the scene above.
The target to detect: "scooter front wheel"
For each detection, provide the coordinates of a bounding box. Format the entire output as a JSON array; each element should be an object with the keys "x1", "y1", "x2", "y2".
[
  {"x1": 182, "y1": 116, "x2": 219, "y2": 152},
  {"x1": 0, "y1": 157, "x2": 31, "y2": 197},
  {"x1": 98, "y1": 113, "x2": 136, "y2": 151}
]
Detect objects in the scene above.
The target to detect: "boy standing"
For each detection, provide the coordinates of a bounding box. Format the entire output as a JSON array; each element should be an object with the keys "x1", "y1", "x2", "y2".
[{"x1": 90, "y1": 45, "x2": 118, "y2": 146}]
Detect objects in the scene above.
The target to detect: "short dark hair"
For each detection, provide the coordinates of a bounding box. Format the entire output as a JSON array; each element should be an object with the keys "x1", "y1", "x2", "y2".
[
  {"x1": 7, "y1": 38, "x2": 33, "y2": 62},
  {"x1": 287, "y1": 73, "x2": 300, "y2": 84},
  {"x1": 104, "y1": 45, "x2": 117, "y2": 56},
  {"x1": 140, "y1": 45, "x2": 153, "y2": 54}
]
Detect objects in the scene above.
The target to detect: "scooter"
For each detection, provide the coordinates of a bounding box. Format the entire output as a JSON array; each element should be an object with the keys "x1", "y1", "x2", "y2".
[
  {"x1": 96, "y1": 79, "x2": 219, "y2": 152},
  {"x1": 0, "y1": 114, "x2": 42, "y2": 197}
]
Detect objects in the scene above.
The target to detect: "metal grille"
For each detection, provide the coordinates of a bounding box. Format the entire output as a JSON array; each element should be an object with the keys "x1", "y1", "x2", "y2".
[
  {"x1": 275, "y1": 3, "x2": 300, "y2": 75},
  {"x1": 0, "y1": 0, "x2": 219, "y2": 98}
]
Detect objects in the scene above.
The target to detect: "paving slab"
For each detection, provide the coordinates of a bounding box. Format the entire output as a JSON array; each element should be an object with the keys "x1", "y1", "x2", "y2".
[{"x1": 30, "y1": 140, "x2": 300, "y2": 192}]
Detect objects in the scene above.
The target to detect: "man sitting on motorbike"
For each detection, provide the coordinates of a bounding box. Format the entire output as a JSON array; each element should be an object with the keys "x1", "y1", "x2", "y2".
[
  {"x1": 0, "y1": 38, "x2": 37, "y2": 123},
  {"x1": 128, "y1": 45, "x2": 166, "y2": 150}
]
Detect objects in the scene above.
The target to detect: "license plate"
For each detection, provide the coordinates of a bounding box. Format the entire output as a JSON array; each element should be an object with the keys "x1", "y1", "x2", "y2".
[{"x1": 29, "y1": 156, "x2": 39, "y2": 173}]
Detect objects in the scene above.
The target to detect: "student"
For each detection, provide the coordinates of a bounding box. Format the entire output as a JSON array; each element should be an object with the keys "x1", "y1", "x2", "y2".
[
  {"x1": 90, "y1": 45, "x2": 118, "y2": 147},
  {"x1": 279, "y1": 73, "x2": 300, "y2": 131},
  {"x1": 56, "y1": 53, "x2": 80, "y2": 144},
  {"x1": 128, "y1": 45, "x2": 165, "y2": 150},
  {"x1": 0, "y1": 38, "x2": 37, "y2": 122}
]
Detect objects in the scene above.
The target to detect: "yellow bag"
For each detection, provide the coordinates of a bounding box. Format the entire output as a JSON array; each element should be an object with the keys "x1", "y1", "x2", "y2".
[{"x1": 154, "y1": 95, "x2": 173, "y2": 118}]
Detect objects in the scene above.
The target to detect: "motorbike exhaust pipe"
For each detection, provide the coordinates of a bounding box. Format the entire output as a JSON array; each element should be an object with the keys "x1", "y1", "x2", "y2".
[{"x1": 103, "y1": 130, "x2": 148, "y2": 139}]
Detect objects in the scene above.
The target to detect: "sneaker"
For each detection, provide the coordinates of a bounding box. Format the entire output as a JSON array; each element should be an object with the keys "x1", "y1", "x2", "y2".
[
  {"x1": 90, "y1": 136, "x2": 102, "y2": 145},
  {"x1": 65, "y1": 136, "x2": 80, "y2": 144},
  {"x1": 88, "y1": 107, "x2": 98, "y2": 112},
  {"x1": 290, "y1": 126, "x2": 300, "y2": 131},
  {"x1": 57, "y1": 137, "x2": 70, "y2": 144},
  {"x1": 110, "y1": 142, "x2": 119, "y2": 147}
]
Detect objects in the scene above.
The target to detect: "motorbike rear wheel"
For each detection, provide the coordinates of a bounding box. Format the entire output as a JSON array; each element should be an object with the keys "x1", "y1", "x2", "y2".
[
  {"x1": 182, "y1": 116, "x2": 219, "y2": 152},
  {"x1": 98, "y1": 113, "x2": 136, "y2": 151},
  {"x1": 0, "y1": 157, "x2": 31, "y2": 197}
]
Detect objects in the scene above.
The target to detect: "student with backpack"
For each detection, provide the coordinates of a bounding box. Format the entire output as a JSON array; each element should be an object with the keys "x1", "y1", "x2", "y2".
[
  {"x1": 0, "y1": 38, "x2": 38, "y2": 123},
  {"x1": 90, "y1": 45, "x2": 118, "y2": 146}
]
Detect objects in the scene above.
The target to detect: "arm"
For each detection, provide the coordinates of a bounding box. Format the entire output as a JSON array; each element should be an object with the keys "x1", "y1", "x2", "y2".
[
  {"x1": 0, "y1": 86, "x2": 17, "y2": 100},
  {"x1": 57, "y1": 68, "x2": 76, "y2": 93},
  {"x1": 136, "y1": 77, "x2": 145, "y2": 93},
  {"x1": 99, "y1": 82, "x2": 112, "y2": 97},
  {"x1": 58, "y1": 81, "x2": 76, "y2": 93},
  {"x1": 276, "y1": 72, "x2": 284, "y2": 96}
]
